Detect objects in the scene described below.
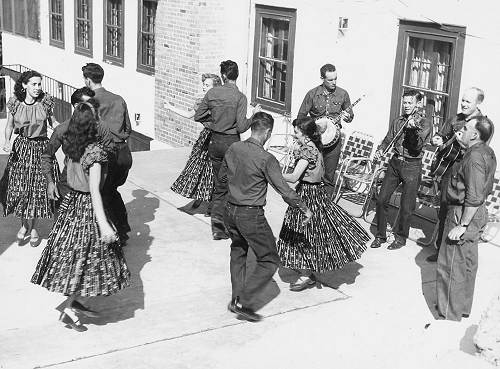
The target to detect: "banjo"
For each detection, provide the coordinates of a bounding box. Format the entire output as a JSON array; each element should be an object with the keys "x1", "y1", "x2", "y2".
[{"x1": 316, "y1": 94, "x2": 365, "y2": 148}]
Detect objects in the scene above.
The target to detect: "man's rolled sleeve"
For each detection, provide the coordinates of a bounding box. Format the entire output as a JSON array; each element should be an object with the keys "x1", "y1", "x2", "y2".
[
  {"x1": 341, "y1": 92, "x2": 354, "y2": 123},
  {"x1": 264, "y1": 156, "x2": 308, "y2": 213},
  {"x1": 194, "y1": 94, "x2": 210, "y2": 122},
  {"x1": 463, "y1": 153, "x2": 488, "y2": 207},
  {"x1": 236, "y1": 94, "x2": 251, "y2": 133}
]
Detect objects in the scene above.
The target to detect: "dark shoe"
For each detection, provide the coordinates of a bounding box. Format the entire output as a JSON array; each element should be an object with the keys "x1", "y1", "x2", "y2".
[
  {"x1": 204, "y1": 210, "x2": 211, "y2": 217},
  {"x1": 59, "y1": 310, "x2": 87, "y2": 332},
  {"x1": 426, "y1": 253, "x2": 438, "y2": 263},
  {"x1": 227, "y1": 298, "x2": 262, "y2": 322},
  {"x1": 290, "y1": 277, "x2": 316, "y2": 292},
  {"x1": 192, "y1": 199, "x2": 203, "y2": 209},
  {"x1": 71, "y1": 301, "x2": 100, "y2": 318},
  {"x1": 227, "y1": 297, "x2": 240, "y2": 314},
  {"x1": 213, "y1": 231, "x2": 229, "y2": 240},
  {"x1": 387, "y1": 239, "x2": 406, "y2": 250},
  {"x1": 370, "y1": 237, "x2": 385, "y2": 249}
]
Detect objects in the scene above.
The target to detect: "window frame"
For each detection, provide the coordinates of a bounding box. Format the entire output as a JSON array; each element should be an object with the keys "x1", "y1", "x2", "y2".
[
  {"x1": 49, "y1": 0, "x2": 65, "y2": 49},
  {"x1": 251, "y1": 5, "x2": 296, "y2": 114},
  {"x1": 136, "y1": 0, "x2": 157, "y2": 76},
  {"x1": 389, "y1": 20, "x2": 466, "y2": 131},
  {"x1": 74, "y1": 0, "x2": 92, "y2": 57},
  {"x1": 0, "y1": 0, "x2": 40, "y2": 41},
  {"x1": 103, "y1": 0, "x2": 125, "y2": 67}
]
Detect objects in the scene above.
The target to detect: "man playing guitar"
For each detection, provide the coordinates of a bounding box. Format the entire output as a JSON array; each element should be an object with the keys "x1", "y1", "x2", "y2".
[
  {"x1": 371, "y1": 89, "x2": 432, "y2": 250},
  {"x1": 297, "y1": 63, "x2": 353, "y2": 197},
  {"x1": 427, "y1": 87, "x2": 485, "y2": 262}
]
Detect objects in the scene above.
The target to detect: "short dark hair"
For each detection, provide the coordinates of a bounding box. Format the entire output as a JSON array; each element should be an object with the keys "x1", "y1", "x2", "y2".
[
  {"x1": 82, "y1": 63, "x2": 104, "y2": 84},
  {"x1": 250, "y1": 112, "x2": 274, "y2": 133},
  {"x1": 473, "y1": 116, "x2": 494, "y2": 143},
  {"x1": 71, "y1": 86, "x2": 95, "y2": 106},
  {"x1": 320, "y1": 64, "x2": 336, "y2": 79},
  {"x1": 220, "y1": 60, "x2": 239, "y2": 80},
  {"x1": 403, "y1": 89, "x2": 422, "y2": 102}
]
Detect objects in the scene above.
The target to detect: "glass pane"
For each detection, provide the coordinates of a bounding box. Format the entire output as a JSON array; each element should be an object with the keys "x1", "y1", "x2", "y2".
[
  {"x1": 27, "y1": 0, "x2": 40, "y2": 40},
  {"x1": 14, "y1": 0, "x2": 26, "y2": 35},
  {"x1": 260, "y1": 17, "x2": 289, "y2": 61},
  {"x1": 258, "y1": 60, "x2": 287, "y2": 102},
  {"x1": 2, "y1": 0, "x2": 13, "y2": 32}
]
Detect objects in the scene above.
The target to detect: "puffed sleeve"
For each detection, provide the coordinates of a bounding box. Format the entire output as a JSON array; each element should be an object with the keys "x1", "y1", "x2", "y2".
[
  {"x1": 6, "y1": 96, "x2": 20, "y2": 115},
  {"x1": 81, "y1": 144, "x2": 108, "y2": 173},
  {"x1": 41, "y1": 94, "x2": 55, "y2": 117},
  {"x1": 294, "y1": 142, "x2": 318, "y2": 169}
]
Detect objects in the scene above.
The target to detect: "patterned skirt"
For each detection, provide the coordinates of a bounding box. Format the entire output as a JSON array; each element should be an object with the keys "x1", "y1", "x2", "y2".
[
  {"x1": 171, "y1": 128, "x2": 214, "y2": 201},
  {"x1": 31, "y1": 190, "x2": 130, "y2": 297},
  {"x1": 277, "y1": 182, "x2": 369, "y2": 272},
  {"x1": 1, "y1": 135, "x2": 59, "y2": 219}
]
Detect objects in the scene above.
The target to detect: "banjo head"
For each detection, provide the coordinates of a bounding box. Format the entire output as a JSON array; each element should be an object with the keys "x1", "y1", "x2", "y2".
[{"x1": 316, "y1": 117, "x2": 340, "y2": 147}]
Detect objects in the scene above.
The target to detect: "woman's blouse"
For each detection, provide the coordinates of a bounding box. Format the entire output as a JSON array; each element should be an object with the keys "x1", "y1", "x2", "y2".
[
  {"x1": 293, "y1": 139, "x2": 324, "y2": 183},
  {"x1": 6, "y1": 94, "x2": 54, "y2": 139},
  {"x1": 65, "y1": 144, "x2": 108, "y2": 193}
]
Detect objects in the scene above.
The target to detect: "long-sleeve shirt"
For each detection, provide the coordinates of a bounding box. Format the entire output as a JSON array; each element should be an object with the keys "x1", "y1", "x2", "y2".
[
  {"x1": 438, "y1": 111, "x2": 482, "y2": 142},
  {"x1": 93, "y1": 87, "x2": 132, "y2": 143},
  {"x1": 297, "y1": 85, "x2": 354, "y2": 125},
  {"x1": 447, "y1": 142, "x2": 497, "y2": 207},
  {"x1": 194, "y1": 83, "x2": 251, "y2": 134},
  {"x1": 218, "y1": 137, "x2": 308, "y2": 212},
  {"x1": 41, "y1": 119, "x2": 115, "y2": 184},
  {"x1": 379, "y1": 110, "x2": 432, "y2": 159}
]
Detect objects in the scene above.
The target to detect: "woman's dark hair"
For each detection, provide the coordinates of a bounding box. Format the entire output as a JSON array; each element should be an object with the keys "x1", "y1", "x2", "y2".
[
  {"x1": 14, "y1": 70, "x2": 44, "y2": 102},
  {"x1": 63, "y1": 102, "x2": 98, "y2": 161},
  {"x1": 293, "y1": 117, "x2": 323, "y2": 151},
  {"x1": 70, "y1": 86, "x2": 95, "y2": 106}
]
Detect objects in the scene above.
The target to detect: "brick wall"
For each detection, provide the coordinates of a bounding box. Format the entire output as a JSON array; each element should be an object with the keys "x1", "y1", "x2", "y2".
[{"x1": 154, "y1": 0, "x2": 225, "y2": 147}]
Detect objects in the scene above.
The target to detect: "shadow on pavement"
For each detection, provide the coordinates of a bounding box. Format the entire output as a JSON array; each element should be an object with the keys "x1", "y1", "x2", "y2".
[
  {"x1": 415, "y1": 246, "x2": 440, "y2": 319},
  {"x1": 177, "y1": 199, "x2": 210, "y2": 216},
  {"x1": 83, "y1": 189, "x2": 159, "y2": 325},
  {"x1": 460, "y1": 324, "x2": 479, "y2": 355}
]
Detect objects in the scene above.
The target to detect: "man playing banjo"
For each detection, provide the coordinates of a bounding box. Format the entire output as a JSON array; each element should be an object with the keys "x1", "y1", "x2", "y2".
[{"x1": 297, "y1": 63, "x2": 353, "y2": 197}]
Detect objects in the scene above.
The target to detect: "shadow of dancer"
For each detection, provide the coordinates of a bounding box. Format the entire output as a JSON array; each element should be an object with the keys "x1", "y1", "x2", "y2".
[
  {"x1": 415, "y1": 246, "x2": 440, "y2": 319},
  {"x1": 83, "y1": 189, "x2": 159, "y2": 325}
]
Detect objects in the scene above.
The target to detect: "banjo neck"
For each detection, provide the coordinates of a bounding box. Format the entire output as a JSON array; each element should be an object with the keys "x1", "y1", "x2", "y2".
[{"x1": 325, "y1": 95, "x2": 364, "y2": 124}]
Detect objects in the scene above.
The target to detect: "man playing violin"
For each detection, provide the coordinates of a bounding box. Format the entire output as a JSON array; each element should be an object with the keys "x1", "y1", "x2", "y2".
[
  {"x1": 371, "y1": 89, "x2": 432, "y2": 250},
  {"x1": 297, "y1": 63, "x2": 353, "y2": 196},
  {"x1": 427, "y1": 87, "x2": 487, "y2": 262}
]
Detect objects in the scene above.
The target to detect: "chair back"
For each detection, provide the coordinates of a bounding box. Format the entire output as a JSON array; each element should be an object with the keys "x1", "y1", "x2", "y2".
[
  {"x1": 485, "y1": 172, "x2": 500, "y2": 221},
  {"x1": 341, "y1": 131, "x2": 375, "y2": 160}
]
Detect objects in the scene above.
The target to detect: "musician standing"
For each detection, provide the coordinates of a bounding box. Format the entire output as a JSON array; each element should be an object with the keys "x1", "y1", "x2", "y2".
[
  {"x1": 436, "y1": 116, "x2": 496, "y2": 321},
  {"x1": 297, "y1": 63, "x2": 353, "y2": 196},
  {"x1": 371, "y1": 89, "x2": 432, "y2": 250},
  {"x1": 427, "y1": 87, "x2": 486, "y2": 262}
]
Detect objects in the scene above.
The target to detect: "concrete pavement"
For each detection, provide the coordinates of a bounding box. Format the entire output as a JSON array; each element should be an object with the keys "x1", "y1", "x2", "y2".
[{"x1": 0, "y1": 147, "x2": 499, "y2": 369}]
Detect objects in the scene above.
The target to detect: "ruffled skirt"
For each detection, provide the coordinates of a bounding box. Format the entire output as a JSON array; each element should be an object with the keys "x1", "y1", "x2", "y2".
[
  {"x1": 31, "y1": 190, "x2": 130, "y2": 296},
  {"x1": 277, "y1": 182, "x2": 369, "y2": 272},
  {"x1": 1, "y1": 135, "x2": 59, "y2": 218},
  {"x1": 171, "y1": 128, "x2": 214, "y2": 201}
]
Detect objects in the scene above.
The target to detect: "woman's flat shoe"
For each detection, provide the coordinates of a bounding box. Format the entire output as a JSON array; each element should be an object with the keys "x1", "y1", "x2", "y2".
[
  {"x1": 29, "y1": 230, "x2": 40, "y2": 247},
  {"x1": 290, "y1": 277, "x2": 316, "y2": 292},
  {"x1": 71, "y1": 301, "x2": 100, "y2": 318},
  {"x1": 192, "y1": 199, "x2": 203, "y2": 208},
  {"x1": 16, "y1": 226, "x2": 28, "y2": 243},
  {"x1": 59, "y1": 311, "x2": 87, "y2": 332}
]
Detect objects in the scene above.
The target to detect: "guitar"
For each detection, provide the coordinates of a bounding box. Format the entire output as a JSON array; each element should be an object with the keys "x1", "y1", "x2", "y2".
[{"x1": 430, "y1": 135, "x2": 462, "y2": 180}]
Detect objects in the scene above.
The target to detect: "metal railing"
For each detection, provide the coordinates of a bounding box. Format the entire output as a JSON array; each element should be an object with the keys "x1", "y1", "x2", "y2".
[{"x1": 0, "y1": 64, "x2": 76, "y2": 123}]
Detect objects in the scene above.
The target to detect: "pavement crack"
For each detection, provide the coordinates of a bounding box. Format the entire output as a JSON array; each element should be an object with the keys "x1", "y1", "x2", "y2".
[{"x1": 35, "y1": 294, "x2": 351, "y2": 368}]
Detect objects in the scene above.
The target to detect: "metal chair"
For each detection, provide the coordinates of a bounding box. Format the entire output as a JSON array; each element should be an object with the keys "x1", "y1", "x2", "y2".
[
  {"x1": 482, "y1": 172, "x2": 500, "y2": 244},
  {"x1": 265, "y1": 113, "x2": 294, "y2": 173}
]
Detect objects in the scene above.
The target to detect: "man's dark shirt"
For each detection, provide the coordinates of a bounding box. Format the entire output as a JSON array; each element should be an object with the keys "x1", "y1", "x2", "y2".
[
  {"x1": 379, "y1": 110, "x2": 432, "y2": 159},
  {"x1": 297, "y1": 85, "x2": 354, "y2": 124},
  {"x1": 447, "y1": 142, "x2": 497, "y2": 207},
  {"x1": 194, "y1": 83, "x2": 251, "y2": 134},
  {"x1": 93, "y1": 87, "x2": 132, "y2": 143},
  {"x1": 41, "y1": 119, "x2": 115, "y2": 184},
  {"x1": 218, "y1": 138, "x2": 308, "y2": 212},
  {"x1": 438, "y1": 110, "x2": 483, "y2": 142}
]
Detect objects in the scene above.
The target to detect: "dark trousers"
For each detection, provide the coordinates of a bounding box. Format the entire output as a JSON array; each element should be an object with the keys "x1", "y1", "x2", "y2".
[
  {"x1": 435, "y1": 169, "x2": 452, "y2": 249},
  {"x1": 376, "y1": 157, "x2": 422, "y2": 242},
  {"x1": 224, "y1": 203, "x2": 280, "y2": 308},
  {"x1": 102, "y1": 142, "x2": 132, "y2": 236},
  {"x1": 322, "y1": 139, "x2": 342, "y2": 197},
  {"x1": 209, "y1": 132, "x2": 239, "y2": 234},
  {"x1": 436, "y1": 205, "x2": 487, "y2": 321}
]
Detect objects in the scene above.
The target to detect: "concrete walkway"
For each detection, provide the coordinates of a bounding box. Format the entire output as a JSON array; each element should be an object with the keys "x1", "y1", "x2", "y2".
[{"x1": 0, "y1": 148, "x2": 499, "y2": 369}]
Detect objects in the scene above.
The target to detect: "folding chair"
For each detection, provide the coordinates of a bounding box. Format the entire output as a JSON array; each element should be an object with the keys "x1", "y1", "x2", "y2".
[
  {"x1": 482, "y1": 172, "x2": 500, "y2": 244},
  {"x1": 265, "y1": 113, "x2": 294, "y2": 173}
]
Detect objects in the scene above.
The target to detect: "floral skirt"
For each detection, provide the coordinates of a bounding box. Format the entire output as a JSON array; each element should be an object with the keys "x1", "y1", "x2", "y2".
[
  {"x1": 171, "y1": 128, "x2": 214, "y2": 201},
  {"x1": 31, "y1": 190, "x2": 130, "y2": 297},
  {"x1": 1, "y1": 135, "x2": 59, "y2": 218},
  {"x1": 277, "y1": 182, "x2": 369, "y2": 272}
]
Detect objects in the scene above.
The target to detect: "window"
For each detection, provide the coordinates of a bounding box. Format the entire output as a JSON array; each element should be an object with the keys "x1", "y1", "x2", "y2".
[
  {"x1": 0, "y1": 0, "x2": 40, "y2": 40},
  {"x1": 49, "y1": 0, "x2": 64, "y2": 48},
  {"x1": 74, "y1": 0, "x2": 92, "y2": 57},
  {"x1": 251, "y1": 5, "x2": 296, "y2": 113},
  {"x1": 103, "y1": 0, "x2": 124, "y2": 66},
  {"x1": 137, "y1": 0, "x2": 157, "y2": 75},
  {"x1": 390, "y1": 20, "x2": 466, "y2": 134}
]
